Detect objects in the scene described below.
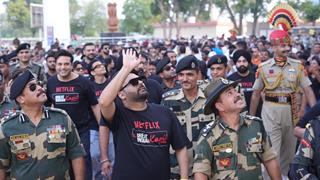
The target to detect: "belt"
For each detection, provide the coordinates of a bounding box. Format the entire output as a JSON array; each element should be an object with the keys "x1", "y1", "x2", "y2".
[{"x1": 265, "y1": 94, "x2": 291, "y2": 104}]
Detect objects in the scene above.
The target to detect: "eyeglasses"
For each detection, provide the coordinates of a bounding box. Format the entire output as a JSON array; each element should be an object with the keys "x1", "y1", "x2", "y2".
[
  {"x1": 92, "y1": 64, "x2": 105, "y2": 70},
  {"x1": 120, "y1": 76, "x2": 146, "y2": 91},
  {"x1": 28, "y1": 81, "x2": 43, "y2": 92}
]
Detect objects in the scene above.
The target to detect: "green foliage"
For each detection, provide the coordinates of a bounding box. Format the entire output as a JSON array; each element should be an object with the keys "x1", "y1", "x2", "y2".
[
  {"x1": 301, "y1": 1, "x2": 320, "y2": 25},
  {"x1": 122, "y1": 0, "x2": 154, "y2": 35},
  {"x1": 70, "y1": 0, "x2": 107, "y2": 36}
]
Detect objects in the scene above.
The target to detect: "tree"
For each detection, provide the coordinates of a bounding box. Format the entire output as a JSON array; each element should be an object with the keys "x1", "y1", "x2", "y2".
[
  {"x1": 122, "y1": 0, "x2": 154, "y2": 35},
  {"x1": 249, "y1": 0, "x2": 270, "y2": 35},
  {"x1": 6, "y1": 0, "x2": 32, "y2": 36},
  {"x1": 301, "y1": 1, "x2": 320, "y2": 26},
  {"x1": 70, "y1": 0, "x2": 107, "y2": 36},
  {"x1": 214, "y1": 0, "x2": 251, "y2": 35}
]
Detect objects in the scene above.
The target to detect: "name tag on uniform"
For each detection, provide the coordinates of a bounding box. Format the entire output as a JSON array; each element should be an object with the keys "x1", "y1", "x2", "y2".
[
  {"x1": 213, "y1": 142, "x2": 233, "y2": 153},
  {"x1": 47, "y1": 125, "x2": 66, "y2": 143},
  {"x1": 10, "y1": 134, "x2": 31, "y2": 150}
]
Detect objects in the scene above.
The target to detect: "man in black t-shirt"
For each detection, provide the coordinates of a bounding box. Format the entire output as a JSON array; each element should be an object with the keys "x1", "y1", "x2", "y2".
[
  {"x1": 46, "y1": 50, "x2": 100, "y2": 180},
  {"x1": 228, "y1": 49, "x2": 262, "y2": 117},
  {"x1": 99, "y1": 49, "x2": 189, "y2": 180}
]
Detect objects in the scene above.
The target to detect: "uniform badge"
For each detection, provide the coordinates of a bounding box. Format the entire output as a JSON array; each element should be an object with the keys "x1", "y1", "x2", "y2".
[
  {"x1": 269, "y1": 69, "x2": 274, "y2": 74},
  {"x1": 10, "y1": 134, "x2": 31, "y2": 151},
  {"x1": 289, "y1": 68, "x2": 295, "y2": 72},
  {"x1": 191, "y1": 62, "x2": 195, "y2": 68},
  {"x1": 47, "y1": 125, "x2": 66, "y2": 143},
  {"x1": 219, "y1": 158, "x2": 231, "y2": 167},
  {"x1": 221, "y1": 78, "x2": 229, "y2": 85},
  {"x1": 213, "y1": 142, "x2": 233, "y2": 152},
  {"x1": 225, "y1": 148, "x2": 232, "y2": 153},
  {"x1": 16, "y1": 152, "x2": 28, "y2": 160}
]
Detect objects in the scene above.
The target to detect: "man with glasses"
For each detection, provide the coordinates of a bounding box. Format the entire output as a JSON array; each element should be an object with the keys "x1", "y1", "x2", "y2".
[
  {"x1": 99, "y1": 49, "x2": 189, "y2": 180},
  {"x1": 96, "y1": 43, "x2": 111, "y2": 64},
  {"x1": 46, "y1": 49, "x2": 100, "y2": 180},
  {"x1": 161, "y1": 55, "x2": 215, "y2": 179},
  {"x1": 156, "y1": 57, "x2": 180, "y2": 92},
  {"x1": 0, "y1": 70, "x2": 86, "y2": 179}
]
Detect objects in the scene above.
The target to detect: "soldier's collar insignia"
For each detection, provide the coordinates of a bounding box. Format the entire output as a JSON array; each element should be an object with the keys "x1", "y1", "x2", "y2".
[{"x1": 221, "y1": 78, "x2": 229, "y2": 85}]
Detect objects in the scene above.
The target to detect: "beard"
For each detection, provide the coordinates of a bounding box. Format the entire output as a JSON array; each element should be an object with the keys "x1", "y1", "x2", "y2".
[
  {"x1": 236, "y1": 65, "x2": 248, "y2": 74},
  {"x1": 134, "y1": 87, "x2": 149, "y2": 102}
]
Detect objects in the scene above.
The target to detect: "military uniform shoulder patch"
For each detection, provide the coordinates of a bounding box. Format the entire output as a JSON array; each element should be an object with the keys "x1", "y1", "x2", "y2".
[
  {"x1": 244, "y1": 114, "x2": 262, "y2": 121},
  {"x1": 47, "y1": 107, "x2": 68, "y2": 116},
  {"x1": 162, "y1": 89, "x2": 181, "y2": 99},
  {"x1": 2, "y1": 111, "x2": 20, "y2": 124},
  {"x1": 200, "y1": 120, "x2": 217, "y2": 137}
]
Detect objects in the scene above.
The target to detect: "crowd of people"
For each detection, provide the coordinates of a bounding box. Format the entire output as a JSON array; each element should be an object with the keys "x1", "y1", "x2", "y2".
[{"x1": 0, "y1": 28, "x2": 319, "y2": 180}]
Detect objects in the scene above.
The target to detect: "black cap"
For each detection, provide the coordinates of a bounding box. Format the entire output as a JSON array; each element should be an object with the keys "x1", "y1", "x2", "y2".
[
  {"x1": 203, "y1": 78, "x2": 239, "y2": 115},
  {"x1": 156, "y1": 57, "x2": 170, "y2": 74},
  {"x1": 10, "y1": 70, "x2": 35, "y2": 100},
  {"x1": 176, "y1": 55, "x2": 199, "y2": 73},
  {"x1": 207, "y1": 55, "x2": 228, "y2": 68},
  {"x1": 0, "y1": 55, "x2": 9, "y2": 64},
  {"x1": 232, "y1": 50, "x2": 251, "y2": 64},
  {"x1": 16, "y1": 43, "x2": 31, "y2": 53},
  {"x1": 6, "y1": 51, "x2": 17, "y2": 60}
]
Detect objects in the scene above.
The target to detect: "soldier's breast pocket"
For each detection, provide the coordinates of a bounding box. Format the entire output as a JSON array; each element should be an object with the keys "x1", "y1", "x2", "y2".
[
  {"x1": 46, "y1": 125, "x2": 67, "y2": 157},
  {"x1": 214, "y1": 153, "x2": 235, "y2": 171},
  {"x1": 9, "y1": 134, "x2": 32, "y2": 162},
  {"x1": 245, "y1": 137, "x2": 263, "y2": 166},
  {"x1": 175, "y1": 112, "x2": 186, "y2": 126}
]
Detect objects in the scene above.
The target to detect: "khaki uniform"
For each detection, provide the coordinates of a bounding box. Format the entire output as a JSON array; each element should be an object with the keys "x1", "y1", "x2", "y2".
[
  {"x1": 0, "y1": 107, "x2": 86, "y2": 179},
  {"x1": 193, "y1": 115, "x2": 276, "y2": 180},
  {"x1": 253, "y1": 58, "x2": 311, "y2": 175},
  {"x1": 162, "y1": 88, "x2": 215, "y2": 177},
  {"x1": 9, "y1": 61, "x2": 47, "y2": 85}
]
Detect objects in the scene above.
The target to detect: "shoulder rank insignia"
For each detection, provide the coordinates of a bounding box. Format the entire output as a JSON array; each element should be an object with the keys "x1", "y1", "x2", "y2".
[
  {"x1": 201, "y1": 120, "x2": 217, "y2": 137},
  {"x1": 162, "y1": 89, "x2": 180, "y2": 99},
  {"x1": 244, "y1": 115, "x2": 262, "y2": 121}
]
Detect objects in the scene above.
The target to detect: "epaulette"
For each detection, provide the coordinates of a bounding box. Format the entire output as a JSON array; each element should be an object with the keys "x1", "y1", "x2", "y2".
[
  {"x1": 162, "y1": 89, "x2": 180, "y2": 99},
  {"x1": 244, "y1": 114, "x2": 262, "y2": 121},
  {"x1": 2, "y1": 111, "x2": 20, "y2": 124},
  {"x1": 46, "y1": 107, "x2": 68, "y2": 116},
  {"x1": 260, "y1": 59, "x2": 272, "y2": 66},
  {"x1": 31, "y1": 61, "x2": 43, "y2": 67},
  {"x1": 200, "y1": 120, "x2": 217, "y2": 137},
  {"x1": 288, "y1": 58, "x2": 301, "y2": 64}
]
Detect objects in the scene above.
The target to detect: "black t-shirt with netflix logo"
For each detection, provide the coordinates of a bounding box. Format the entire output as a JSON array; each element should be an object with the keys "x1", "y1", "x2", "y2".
[
  {"x1": 46, "y1": 75, "x2": 98, "y2": 133},
  {"x1": 100, "y1": 99, "x2": 188, "y2": 180}
]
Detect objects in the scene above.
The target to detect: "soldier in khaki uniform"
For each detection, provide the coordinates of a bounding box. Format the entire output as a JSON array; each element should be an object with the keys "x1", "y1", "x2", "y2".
[
  {"x1": 162, "y1": 55, "x2": 215, "y2": 179},
  {"x1": 249, "y1": 30, "x2": 317, "y2": 178},
  {"x1": 193, "y1": 78, "x2": 281, "y2": 180},
  {"x1": 9, "y1": 43, "x2": 47, "y2": 85},
  {"x1": 0, "y1": 70, "x2": 86, "y2": 179}
]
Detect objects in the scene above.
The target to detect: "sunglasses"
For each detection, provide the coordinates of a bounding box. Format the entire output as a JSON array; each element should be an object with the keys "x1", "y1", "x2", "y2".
[
  {"x1": 92, "y1": 64, "x2": 105, "y2": 71},
  {"x1": 120, "y1": 76, "x2": 146, "y2": 91},
  {"x1": 28, "y1": 81, "x2": 43, "y2": 92}
]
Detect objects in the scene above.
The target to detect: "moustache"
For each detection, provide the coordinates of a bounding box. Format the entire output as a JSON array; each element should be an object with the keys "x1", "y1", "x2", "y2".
[{"x1": 36, "y1": 89, "x2": 46, "y2": 97}]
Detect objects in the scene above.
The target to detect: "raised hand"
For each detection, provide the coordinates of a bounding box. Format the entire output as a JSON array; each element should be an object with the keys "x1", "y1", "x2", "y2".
[{"x1": 122, "y1": 48, "x2": 141, "y2": 71}]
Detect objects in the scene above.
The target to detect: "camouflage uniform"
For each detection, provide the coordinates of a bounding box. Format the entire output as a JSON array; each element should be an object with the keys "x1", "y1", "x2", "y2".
[
  {"x1": 193, "y1": 115, "x2": 276, "y2": 180},
  {"x1": 0, "y1": 95, "x2": 18, "y2": 120},
  {"x1": 9, "y1": 61, "x2": 47, "y2": 85},
  {"x1": 0, "y1": 107, "x2": 86, "y2": 179},
  {"x1": 161, "y1": 88, "x2": 215, "y2": 177},
  {"x1": 289, "y1": 119, "x2": 320, "y2": 179},
  {"x1": 253, "y1": 57, "x2": 311, "y2": 175},
  {"x1": 161, "y1": 80, "x2": 181, "y2": 93}
]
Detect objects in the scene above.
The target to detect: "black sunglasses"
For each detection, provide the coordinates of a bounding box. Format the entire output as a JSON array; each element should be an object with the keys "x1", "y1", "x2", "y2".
[
  {"x1": 28, "y1": 81, "x2": 43, "y2": 92},
  {"x1": 120, "y1": 76, "x2": 146, "y2": 91}
]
